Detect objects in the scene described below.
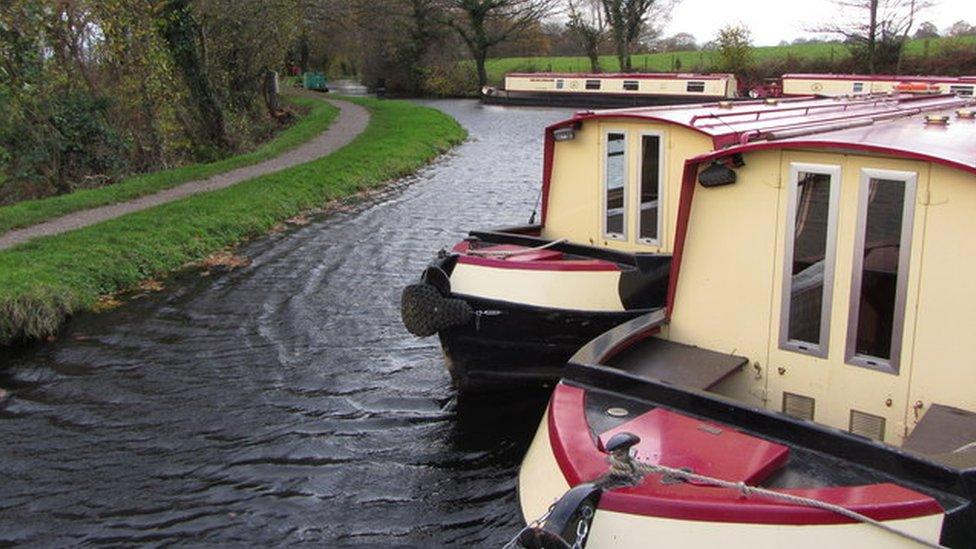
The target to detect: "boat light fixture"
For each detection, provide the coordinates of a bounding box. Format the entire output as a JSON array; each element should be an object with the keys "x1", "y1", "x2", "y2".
[
  {"x1": 553, "y1": 124, "x2": 579, "y2": 142},
  {"x1": 924, "y1": 114, "x2": 950, "y2": 126},
  {"x1": 957, "y1": 109, "x2": 975, "y2": 119},
  {"x1": 699, "y1": 161, "x2": 737, "y2": 188},
  {"x1": 764, "y1": 98, "x2": 779, "y2": 106},
  {"x1": 718, "y1": 101, "x2": 733, "y2": 109}
]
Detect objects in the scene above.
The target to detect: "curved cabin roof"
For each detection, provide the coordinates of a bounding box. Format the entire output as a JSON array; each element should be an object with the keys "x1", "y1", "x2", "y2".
[
  {"x1": 782, "y1": 73, "x2": 976, "y2": 83},
  {"x1": 551, "y1": 93, "x2": 976, "y2": 174}
]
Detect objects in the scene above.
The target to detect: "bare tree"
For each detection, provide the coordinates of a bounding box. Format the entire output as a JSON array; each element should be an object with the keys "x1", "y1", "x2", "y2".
[
  {"x1": 437, "y1": 0, "x2": 560, "y2": 87},
  {"x1": 566, "y1": 0, "x2": 605, "y2": 72},
  {"x1": 814, "y1": 0, "x2": 932, "y2": 73},
  {"x1": 600, "y1": 0, "x2": 676, "y2": 71}
]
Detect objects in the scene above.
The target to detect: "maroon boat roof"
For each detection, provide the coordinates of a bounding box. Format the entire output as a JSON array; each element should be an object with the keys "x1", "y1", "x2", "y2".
[
  {"x1": 506, "y1": 72, "x2": 734, "y2": 80},
  {"x1": 783, "y1": 73, "x2": 976, "y2": 84},
  {"x1": 557, "y1": 94, "x2": 976, "y2": 172}
]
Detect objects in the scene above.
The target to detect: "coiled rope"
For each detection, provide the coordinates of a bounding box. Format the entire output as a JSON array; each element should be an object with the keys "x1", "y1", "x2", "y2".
[
  {"x1": 467, "y1": 238, "x2": 568, "y2": 259},
  {"x1": 607, "y1": 452, "x2": 946, "y2": 549}
]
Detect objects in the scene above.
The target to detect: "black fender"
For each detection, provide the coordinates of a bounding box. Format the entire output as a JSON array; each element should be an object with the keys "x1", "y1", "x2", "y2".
[{"x1": 518, "y1": 484, "x2": 602, "y2": 549}]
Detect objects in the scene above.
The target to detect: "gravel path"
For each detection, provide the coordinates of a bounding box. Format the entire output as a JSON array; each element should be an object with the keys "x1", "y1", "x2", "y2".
[{"x1": 0, "y1": 95, "x2": 369, "y2": 251}]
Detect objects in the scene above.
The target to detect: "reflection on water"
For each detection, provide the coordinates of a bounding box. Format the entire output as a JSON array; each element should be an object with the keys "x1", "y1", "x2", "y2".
[{"x1": 0, "y1": 100, "x2": 573, "y2": 545}]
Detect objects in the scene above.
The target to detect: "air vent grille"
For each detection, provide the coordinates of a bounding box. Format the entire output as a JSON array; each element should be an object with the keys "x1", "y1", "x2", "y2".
[
  {"x1": 782, "y1": 392, "x2": 815, "y2": 421},
  {"x1": 850, "y1": 410, "x2": 886, "y2": 441}
]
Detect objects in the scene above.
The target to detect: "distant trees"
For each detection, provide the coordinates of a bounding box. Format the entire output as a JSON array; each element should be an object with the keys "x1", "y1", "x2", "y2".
[
  {"x1": 656, "y1": 32, "x2": 697, "y2": 52},
  {"x1": 913, "y1": 21, "x2": 940, "y2": 38},
  {"x1": 437, "y1": 0, "x2": 560, "y2": 87},
  {"x1": 946, "y1": 20, "x2": 976, "y2": 37},
  {"x1": 566, "y1": 0, "x2": 607, "y2": 72},
  {"x1": 815, "y1": 0, "x2": 931, "y2": 73},
  {"x1": 600, "y1": 0, "x2": 676, "y2": 71},
  {"x1": 713, "y1": 24, "x2": 754, "y2": 74}
]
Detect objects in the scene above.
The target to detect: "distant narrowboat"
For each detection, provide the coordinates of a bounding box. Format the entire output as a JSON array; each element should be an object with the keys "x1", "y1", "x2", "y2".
[
  {"x1": 482, "y1": 72, "x2": 739, "y2": 108},
  {"x1": 781, "y1": 73, "x2": 976, "y2": 97},
  {"x1": 401, "y1": 92, "x2": 973, "y2": 392},
  {"x1": 515, "y1": 94, "x2": 976, "y2": 547}
]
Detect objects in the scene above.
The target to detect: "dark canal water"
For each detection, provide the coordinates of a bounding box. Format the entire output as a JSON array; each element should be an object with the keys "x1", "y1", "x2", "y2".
[{"x1": 0, "y1": 101, "x2": 575, "y2": 546}]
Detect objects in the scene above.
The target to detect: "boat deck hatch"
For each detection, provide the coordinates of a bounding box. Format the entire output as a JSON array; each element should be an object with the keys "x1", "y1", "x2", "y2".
[
  {"x1": 598, "y1": 408, "x2": 790, "y2": 485},
  {"x1": 605, "y1": 337, "x2": 748, "y2": 391},
  {"x1": 904, "y1": 404, "x2": 976, "y2": 457}
]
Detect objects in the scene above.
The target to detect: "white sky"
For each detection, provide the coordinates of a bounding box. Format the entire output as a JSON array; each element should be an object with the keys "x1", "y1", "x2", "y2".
[{"x1": 664, "y1": 0, "x2": 975, "y2": 45}]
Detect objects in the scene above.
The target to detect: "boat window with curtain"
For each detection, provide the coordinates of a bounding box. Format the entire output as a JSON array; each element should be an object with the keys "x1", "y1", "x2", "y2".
[
  {"x1": 638, "y1": 134, "x2": 662, "y2": 243},
  {"x1": 847, "y1": 172, "x2": 916, "y2": 372},
  {"x1": 604, "y1": 132, "x2": 627, "y2": 239},
  {"x1": 781, "y1": 165, "x2": 840, "y2": 357}
]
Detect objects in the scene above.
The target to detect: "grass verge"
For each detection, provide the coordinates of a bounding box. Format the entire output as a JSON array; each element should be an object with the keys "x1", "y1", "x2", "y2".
[
  {"x1": 0, "y1": 97, "x2": 466, "y2": 344},
  {"x1": 0, "y1": 95, "x2": 339, "y2": 234}
]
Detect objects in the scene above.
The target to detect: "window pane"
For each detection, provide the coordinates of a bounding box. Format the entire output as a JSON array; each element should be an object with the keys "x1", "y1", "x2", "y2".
[
  {"x1": 586, "y1": 80, "x2": 601, "y2": 90},
  {"x1": 854, "y1": 178, "x2": 906, "y2": 360},
  {"x1": 687, "y1": 81, "x2": 705, "y2": 92},
  {"x1": 639, "y1": 135, "x2": 661, "y2": 241},
  {"x1": 624, "y1": 80, "x2": 639, "y2": 91},
  {"x1": 605, "y1": 133, "x2": 626, "y2": 236},
  {"x1": 787, "y1": 172, "x2": 832, "y2": 346}
]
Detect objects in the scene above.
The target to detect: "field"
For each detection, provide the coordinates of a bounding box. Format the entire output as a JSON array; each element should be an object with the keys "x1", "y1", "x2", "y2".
[
  {"x1": 0, "y1": 97, "x2": 466, "y2": 344},
  {"x1": 484, "y1": 36, "x2": 976, "y2": 84}
]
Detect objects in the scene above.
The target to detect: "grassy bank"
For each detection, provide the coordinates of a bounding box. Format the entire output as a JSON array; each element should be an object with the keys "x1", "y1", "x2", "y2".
[
  {"x1": 0, "y1": 95, "x2": 339, "y2": 234},
  {"x1": 0, "y1": 97, "x2": 466, "y2": 344},
  {"x1": 484, "y1": 35, "x2": 976, "y2": 84}
]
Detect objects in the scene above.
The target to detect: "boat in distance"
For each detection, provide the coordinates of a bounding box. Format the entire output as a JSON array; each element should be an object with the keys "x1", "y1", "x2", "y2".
[{"x1": 513, "y1": 94, "x2": 976, "y2": 547}]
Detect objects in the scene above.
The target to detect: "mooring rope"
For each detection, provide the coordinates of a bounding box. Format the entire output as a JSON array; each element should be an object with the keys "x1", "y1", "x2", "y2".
[
  {"x1": 607, "y1": 452, "x2": 946, "y2": 549},
  {"x1": 467, "y1": 238, "x2": 568, "y2": 259}
]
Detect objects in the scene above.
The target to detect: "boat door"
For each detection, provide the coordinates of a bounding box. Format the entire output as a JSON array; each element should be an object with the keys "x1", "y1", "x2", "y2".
[{"x1": 766, "y1": 152, "x2": 929, "y2": 445}]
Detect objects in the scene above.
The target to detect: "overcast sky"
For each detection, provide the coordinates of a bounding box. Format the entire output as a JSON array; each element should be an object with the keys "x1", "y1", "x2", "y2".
[{"x1": 664, "y1": 0, "x2": 975, "y2": 45}]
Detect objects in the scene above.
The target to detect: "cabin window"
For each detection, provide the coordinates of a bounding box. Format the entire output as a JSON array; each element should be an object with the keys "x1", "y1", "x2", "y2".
[
  {"x1": 623, "y1": 80, "x2": 640, "y2": 91},
  {"x1": 780, "y1": 164, "x2": 841, "y2": 357},
  {"x1": 603, "y1": 132, "x2": 627, "y2": 239},
  {"x1": 637, "y1": 133, "x2": 664, "y2": 244},
  {"x1": 687, "y1": 81, "x2": 706, "y2": 93},
  {"x1": 586, "y1": 79, "x2": 602, "y2": 90},
  {"x1": 949, "y1": 84, "x2": 974, "y2": 96},
  {"x1": 846, "y1": 169, "x2": 917, "y2": 373},
  {"x1": 556, "y1": 79, "x2": 565, "y2": 90},
  {"x1": 852, "y1": 82, "x2": 864, "y2": 93}
]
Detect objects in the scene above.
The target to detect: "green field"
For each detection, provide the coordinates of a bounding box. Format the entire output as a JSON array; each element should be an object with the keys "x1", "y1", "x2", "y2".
[
  {"x1": 0, "y1": 97, "x2": 466, "y2": 344},
  {"x1": 484, "y1": 36, "x2": 976, "y2": 84},
  {"x1": 0, "y1": 95, "x2": 338, "y2": 234}
]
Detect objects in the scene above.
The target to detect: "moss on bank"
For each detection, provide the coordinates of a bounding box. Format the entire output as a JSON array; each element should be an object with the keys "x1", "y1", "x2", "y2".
[
  {"x1": 0, "y1": 96, "x2": 339, "y2": 234},
  {"x1": 0, "y1": 97, "x2": 466, "y2": 344}
]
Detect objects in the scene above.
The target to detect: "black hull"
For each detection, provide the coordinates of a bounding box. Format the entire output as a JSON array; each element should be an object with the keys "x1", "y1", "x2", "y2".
[{"x1": 439, "y1": 296, "x2": 645, "y2": 392}]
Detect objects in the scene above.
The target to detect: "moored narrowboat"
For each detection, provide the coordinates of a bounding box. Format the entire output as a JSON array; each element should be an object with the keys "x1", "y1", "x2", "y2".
[
  {"x1": 483, "y1": 72, "x2": 739, "y2": 108},
  {"x1": 515, "y1": 95, "x2": 976, "y2": 546},
  {"x1": 402, "y1": 93, "x2": 973, "y2": 392},
  {"x1": 781, "y1": 73, "x2": 976, "y2": 97}
]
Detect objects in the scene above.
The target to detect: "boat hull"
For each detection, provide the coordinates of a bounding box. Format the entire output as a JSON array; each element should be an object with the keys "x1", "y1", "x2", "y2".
[
  {"x1": 482, "y1": 89, "x2": 730, "y2": 109},
  {"x1": 438, "y1": 296, "x2": 643, "y2": 391}
]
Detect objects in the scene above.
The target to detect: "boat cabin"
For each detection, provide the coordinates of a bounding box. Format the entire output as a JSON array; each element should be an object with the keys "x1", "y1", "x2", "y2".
[{"x1": 782, "y1": 73, "x2": 976, "y2": 98}]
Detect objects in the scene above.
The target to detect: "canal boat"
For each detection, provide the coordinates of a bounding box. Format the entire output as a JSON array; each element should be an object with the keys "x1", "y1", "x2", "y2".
[
  {"x1": 402, "y1": 92, "x2": 972, "y2": 392},
  {"x1": 482, "y1": 72, "x2": 739, "y2": 108},
  {"x1": 515, "y1": 95, "x2": 976, "y2": 546},
  {"x1": 781, "y1": 73, "x2": 976, "y2": 98}
]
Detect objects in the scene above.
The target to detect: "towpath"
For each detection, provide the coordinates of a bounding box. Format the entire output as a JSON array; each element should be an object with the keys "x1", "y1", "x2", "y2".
[{"x1": 0, "y1": 94, "x2": 369, "y2": 251}]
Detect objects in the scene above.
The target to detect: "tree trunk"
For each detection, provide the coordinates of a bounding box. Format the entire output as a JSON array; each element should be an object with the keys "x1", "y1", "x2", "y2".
[
  {"x1": 159, "y1": 0, "x2": 229, "y2": 150},
  {"x1": 867, "y1": 0, "x2": 878, "y2": 73},
  {"x1": 587, "y1": 46, "x2": 601, "y2": 72},
  {"x1": 475, "y1": 50, "x2": 489, "y2": 88}
]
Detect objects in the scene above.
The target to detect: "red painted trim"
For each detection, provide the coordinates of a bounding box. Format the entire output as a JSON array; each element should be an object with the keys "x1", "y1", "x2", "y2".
[
  {"x1": 540, "y1": 126, "x2": 556, "y2": 225},
  {"x1": 507, "y1": 72, "x2": 735, "y2": 81},
  {"x1": 453, "y1": 242, "x2": 619, "y2": 272},
  {"x1": 664, "y1": 159, "x2": 699, "y2": 320},
  {"x1": 783, "y1": 73, "x2": 976, "y2": 84},
  {"x1": 547, "y1": 384, "x2": 944, "y2": 525}
]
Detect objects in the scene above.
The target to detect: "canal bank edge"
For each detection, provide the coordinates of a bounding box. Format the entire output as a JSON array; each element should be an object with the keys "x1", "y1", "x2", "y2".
[
  {"x1": 0, "y1": 97, "x2": 467, "y2": 345},
  {"x1": 0, "y1": 95, "x2": 339, "y2": 235}
]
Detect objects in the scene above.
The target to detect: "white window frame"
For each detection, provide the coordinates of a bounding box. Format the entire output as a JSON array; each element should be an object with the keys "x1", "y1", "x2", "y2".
[
  {"x1": 845, "y1": 168, "x2": 918, "y2": 374},
  {"x1": 852, "y1": 82, "x2": 864, "y2": 93},
  {"x1": 636, "y1": 131, "x2": 666, "y2": 246},
  {"x1": 602, "y1": 130, "x2": 629, "y2": 241},
  {"x1": 779, "y1": 163, "x2": 842, "y2": 358}
]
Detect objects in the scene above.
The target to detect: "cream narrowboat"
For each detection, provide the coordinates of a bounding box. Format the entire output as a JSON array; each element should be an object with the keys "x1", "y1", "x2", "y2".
[
  {"x1": 482, "y1": 72, "x2": 739, "y2": 108},
  {"x1": 514, "y1": 96, "x2": 976, "y2": 547},
  {"x1": 782, "y1": 73, "x2": 976, "y2": 97},
  {"x1": 401, "y1": 93, "x2": 971, "y2": 393}
]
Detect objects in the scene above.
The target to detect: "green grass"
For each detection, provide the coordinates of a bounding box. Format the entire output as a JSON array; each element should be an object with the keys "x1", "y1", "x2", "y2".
[
  {"x1": 0, "y1": 97, "x2": 466, "y2": 344},
  {"x1": 484, "y1": 35, "x2": 976, "y2": 84},
  {"x1": 0, "y1": 95, "x2": 339, "y2": 234}
]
